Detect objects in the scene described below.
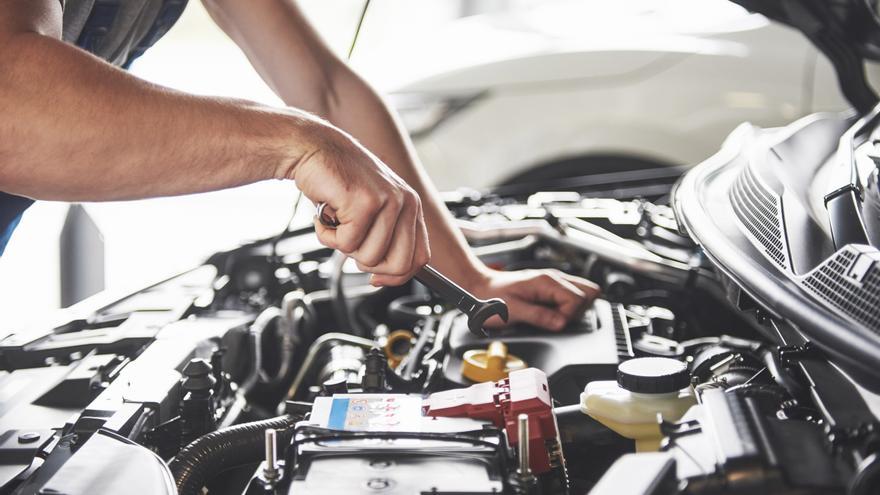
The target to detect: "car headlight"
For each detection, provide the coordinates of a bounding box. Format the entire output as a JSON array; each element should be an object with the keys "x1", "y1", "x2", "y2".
[{"x1": 389, "y1": 91, "x2": 484, "y2": 139}]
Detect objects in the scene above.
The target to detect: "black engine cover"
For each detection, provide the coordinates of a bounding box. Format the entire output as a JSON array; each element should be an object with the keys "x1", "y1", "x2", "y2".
[{"x1": 442, "y1": 299, "x2": 632, "y2": 404}]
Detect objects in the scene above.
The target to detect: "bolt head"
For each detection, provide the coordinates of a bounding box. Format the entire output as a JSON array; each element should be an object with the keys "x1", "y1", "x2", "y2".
[
  {"x1": 366, "y1": 478, "x2": 391, "y2": 490},
  {"x1": 18, "y1": 432, "x2": 40, "y2": 444},
  {"x1": 368, "y1": 459, "x2": 393, "y2": 470}
]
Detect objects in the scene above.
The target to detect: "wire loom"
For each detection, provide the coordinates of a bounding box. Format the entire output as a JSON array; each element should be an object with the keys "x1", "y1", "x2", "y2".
[{"x1": 170, "y1": 415, "x2": 301, "y2": 495}]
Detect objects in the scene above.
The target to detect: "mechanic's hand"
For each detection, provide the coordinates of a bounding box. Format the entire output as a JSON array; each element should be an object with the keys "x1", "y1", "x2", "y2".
[
  {"x1": 292, "y1": 126, "x2": 430, "y2": 286},
  {"x1": 469, "y1": 269, "x2": 600, "y2": 331}
]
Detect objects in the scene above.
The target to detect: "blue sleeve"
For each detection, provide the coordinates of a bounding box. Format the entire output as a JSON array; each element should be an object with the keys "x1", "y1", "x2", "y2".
[{"x1": 0, "y1": 193, "x2": 35, "y2": 256}]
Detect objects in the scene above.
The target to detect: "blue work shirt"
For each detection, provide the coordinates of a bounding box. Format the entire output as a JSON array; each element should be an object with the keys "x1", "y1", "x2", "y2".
[
  {"x1": 1, "y1": 0, "x2": 189, "y2": 253},
  {"x1": 0, "y1": 193, "x2": 34, "y2": 255}
]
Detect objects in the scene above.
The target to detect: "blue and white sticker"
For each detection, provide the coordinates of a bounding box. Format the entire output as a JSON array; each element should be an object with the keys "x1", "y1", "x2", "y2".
[{"x1": 318, "y1": 395, "x2": 422, "y2": 432}]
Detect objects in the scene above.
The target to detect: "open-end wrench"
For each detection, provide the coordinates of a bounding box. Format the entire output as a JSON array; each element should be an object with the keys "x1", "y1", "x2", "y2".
[
  {"x1": 315, "y1": 202, "x2": 508, "y2": 336},
  {"x1": 414, "y1": 265, "x2": 508, "y2": 336}
]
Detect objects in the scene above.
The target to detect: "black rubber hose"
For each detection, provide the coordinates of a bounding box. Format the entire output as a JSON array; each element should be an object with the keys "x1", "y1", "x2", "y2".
[
  {"x1": 761, "y1": 350, "x2": 805, "y2": 398},
  {"x1": 329, "y1": 250, "x2": 376, "y2": 337},
  {"x1": 170, "y1": 415, "x2": 298, "y2": 495},
  {"x1": 725, "y1": 382, "x2": 789, "y2": 411}
]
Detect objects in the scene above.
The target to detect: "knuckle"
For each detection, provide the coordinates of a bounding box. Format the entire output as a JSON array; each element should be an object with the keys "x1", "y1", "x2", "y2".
[
  {"x1": 361, "y1": 194, "x2": 381, "y2": 212},
  {"x1": 399, "y1": 194, "x2": 414, "y2": 211},
  {"x1": 360, "y1": 252, "x2": 383, "y2": 268},
  {"x1": 335, "y1": 236, "x2": 358, "y2": 254},
  {"x1": 402, "y1": 188, "x2": 418, "y2": 206},
  {"x1": 419, "y1": 249, "x2": 431, "y2": 265},
  {"x1": 546, "y1": 316, "x2": 564, "y2": 330},
  {"x1": 560, "y1": 303, "x2": 579, "y2": 317},
  {"x1": 337, "y1": 242, "x2": 355, "y2": 254},
  {"x1": 388, "y1": 190, "x2": 404, "y2": 210},
  {"x1": 390, "y1": 265, "x2": 410, "y2": 277},
  {"x1": 316, "y1": 233, "x2": 337, "y2": 250}
]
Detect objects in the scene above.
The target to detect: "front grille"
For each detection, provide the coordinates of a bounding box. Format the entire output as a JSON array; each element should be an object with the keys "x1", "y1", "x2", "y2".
[{"x1": 730, "y1": 165, "x2": 789, "y2": 269}]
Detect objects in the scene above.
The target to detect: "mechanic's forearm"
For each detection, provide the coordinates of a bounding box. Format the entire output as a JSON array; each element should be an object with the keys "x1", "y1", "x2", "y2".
[
  {"x1": 204, "y1": 0, "x2": 489, "y2": 287},
  {"x1": 325, "y1": 73, "x2": 490, "y2": 285},
  {"x1": 0, "y1": 33, "x2": 324, "y2": 202}
]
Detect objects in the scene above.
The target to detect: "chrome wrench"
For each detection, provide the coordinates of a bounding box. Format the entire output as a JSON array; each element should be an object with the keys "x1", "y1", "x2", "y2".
[{"x1": 315, "y1": 202, "x2": 508, "y2": 335}]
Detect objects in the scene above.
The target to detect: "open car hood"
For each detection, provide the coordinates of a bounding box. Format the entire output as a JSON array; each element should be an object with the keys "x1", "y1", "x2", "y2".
[
  {"x1": 670, "y1": 0, "x2": 880, "y2": 385},
  {"x1": 672, "y1": 104, "x2": 880, "y2": 386},
  {"x1": 731, "y1": 0, "x2": 880, "y2": 112}
]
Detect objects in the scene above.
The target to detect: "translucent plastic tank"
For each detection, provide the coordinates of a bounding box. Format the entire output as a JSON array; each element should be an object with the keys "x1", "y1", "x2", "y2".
[{"x1": 579, "y1": 357, "x2": 696, "y2": 451}]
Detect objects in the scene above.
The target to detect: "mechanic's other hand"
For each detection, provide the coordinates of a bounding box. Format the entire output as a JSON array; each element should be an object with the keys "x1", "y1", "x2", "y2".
[
  {"x1": 292, "y1": 126, "x2": 430, "y2": 285},
  {"x1": 469, "y1": 269, "x2": 600, "y2": 331}
]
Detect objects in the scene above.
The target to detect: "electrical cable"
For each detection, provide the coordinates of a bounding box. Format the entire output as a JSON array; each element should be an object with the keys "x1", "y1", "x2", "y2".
[
  {"x1": 326, "y1": 0, "x2": 374, "y2": 336},
  {"x1": 347, "y1": 0, "x2": 372, "y2": 60},
  {"x1": 170, "y1": 415, "x2": 301, "y2": 495},
  {"x1": 271, "y1": 190, "x2": 304, "y2": 259}
]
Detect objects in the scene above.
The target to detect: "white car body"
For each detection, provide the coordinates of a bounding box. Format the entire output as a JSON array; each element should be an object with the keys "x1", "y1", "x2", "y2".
[{"x1": 382, "y1": 0, "x2": 875, "y2": 190}]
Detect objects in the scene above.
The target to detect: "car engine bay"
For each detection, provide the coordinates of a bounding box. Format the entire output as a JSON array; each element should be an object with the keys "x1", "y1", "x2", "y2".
[
  {"x1": 5, "y1": 0, "x2": 880, "y2": 492},
  {"x1": 2, "y1": 153, "x2": 879, "y2": 495}
]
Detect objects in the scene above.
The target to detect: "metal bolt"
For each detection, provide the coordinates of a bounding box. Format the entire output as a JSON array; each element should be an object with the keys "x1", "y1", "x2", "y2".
[
  {"x1": 369, "y1": 459, "x2": 392, "y2": 469},
  {"x1": 18, "y1": 432, "x2": 40, "y2": 444},
  {"x1": 366, "y1": 478, "x2": 391, "y2": 490},
  {"x1": 517, "y1": 414, "x2": 532, "y2": 478},
  {"x1": 262, "y1": 428, "x2": 280, "y2": 481}
]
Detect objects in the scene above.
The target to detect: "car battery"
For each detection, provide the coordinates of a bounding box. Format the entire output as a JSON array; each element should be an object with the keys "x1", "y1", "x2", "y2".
[
  {"x1": 284, "y1": 369, "x2": 562, "y2": 494},
  {"x1": 286, "y1": 394, "x2": 505, "y2": 494}
]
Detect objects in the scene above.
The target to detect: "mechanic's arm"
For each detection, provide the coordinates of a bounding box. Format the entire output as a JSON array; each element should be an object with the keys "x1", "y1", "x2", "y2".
[
  {"x1": 203, "y1": 0, "x2": 600, "y2": 330},
  {"x1": 0, "y1": 0, "x2": 428, "y2": 281}
]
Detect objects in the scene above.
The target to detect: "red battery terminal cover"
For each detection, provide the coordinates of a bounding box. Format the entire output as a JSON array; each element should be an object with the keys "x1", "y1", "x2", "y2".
[{"x1": 424, "y1": 368, "x2": 557, "y2": 474}]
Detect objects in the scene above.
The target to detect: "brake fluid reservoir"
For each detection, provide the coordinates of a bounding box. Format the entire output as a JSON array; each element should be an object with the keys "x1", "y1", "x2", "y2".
[{"x1": 580, "y1": 357, "x2": 695, "y2": 452}]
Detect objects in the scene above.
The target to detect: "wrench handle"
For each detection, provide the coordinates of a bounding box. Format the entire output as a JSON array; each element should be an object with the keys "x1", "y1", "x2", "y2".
[
  {"x1": 415, "y1": 265, "x2": 479, "y2": 313},
  {"x1": 316, "y1": 201, "x2": 484, "y2": 317}
]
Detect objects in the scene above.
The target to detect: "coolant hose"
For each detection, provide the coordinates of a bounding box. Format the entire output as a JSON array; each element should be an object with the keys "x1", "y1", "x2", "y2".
[{"x1": 170, "y1": 415, "x2": 298, "y2": 495}]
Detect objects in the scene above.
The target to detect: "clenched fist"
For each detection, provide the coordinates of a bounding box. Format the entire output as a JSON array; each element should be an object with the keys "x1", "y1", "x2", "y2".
[{"x1": 292, "y1": 125, "x2": 430, "y2": 286}]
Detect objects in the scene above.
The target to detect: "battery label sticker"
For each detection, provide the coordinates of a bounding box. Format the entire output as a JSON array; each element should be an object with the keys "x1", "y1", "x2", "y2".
[
  {"x1": 325, "y1": 395, "x2": 421, "y2": 432},
  {"x1": 327, "y1": 398, "x2": 350, "y2": 430}
]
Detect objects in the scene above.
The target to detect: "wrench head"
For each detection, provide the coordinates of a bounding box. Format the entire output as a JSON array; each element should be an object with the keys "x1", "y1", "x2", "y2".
[{"x1": 467, "y1": 298, "x2": 509, "y2": 336}]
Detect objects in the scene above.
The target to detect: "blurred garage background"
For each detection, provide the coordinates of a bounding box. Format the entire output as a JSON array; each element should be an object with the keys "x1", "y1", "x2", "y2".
[{"x1": 0, "y1": 0, "x2": 860, "y2": 330}]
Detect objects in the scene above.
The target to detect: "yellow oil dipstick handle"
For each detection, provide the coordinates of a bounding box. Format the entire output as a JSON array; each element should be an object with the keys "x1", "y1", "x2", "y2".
[
  {"x1": 486, "y1": 340, "x2": 509, "y2": 371},
  {"x1": 462, "y1": 340, "x2": 527, "y2": 382}
]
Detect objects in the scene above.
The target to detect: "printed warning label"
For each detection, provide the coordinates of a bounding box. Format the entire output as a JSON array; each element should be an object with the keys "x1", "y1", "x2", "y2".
[{"x1": 321, "y1": 395, "x2": 423, "y2": 432}]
